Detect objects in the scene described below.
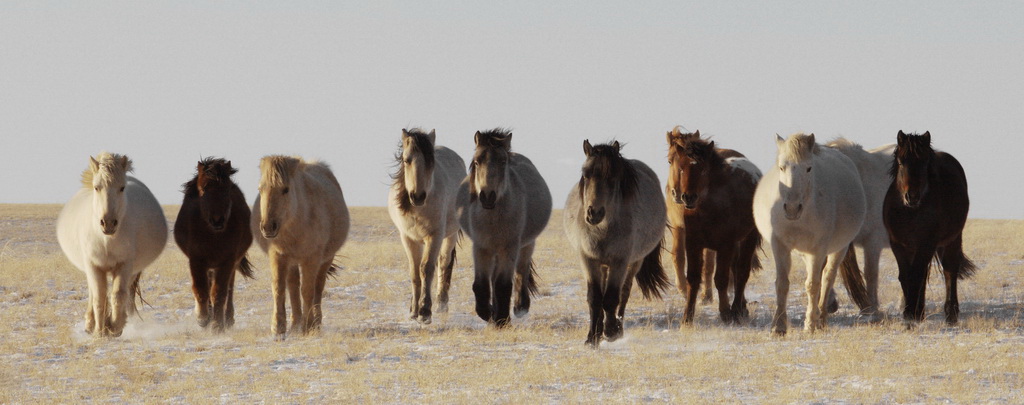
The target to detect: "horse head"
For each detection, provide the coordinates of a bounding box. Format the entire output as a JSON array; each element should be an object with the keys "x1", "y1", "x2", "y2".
[
  {"x1": 470, "y1": 129, "x2": 513, "y2": 210},
  {"x1": 196, "y1": 158, "x2": 237, "y2": 232},
  {"x1": 579, "y1": 140, "x2": 637, "y2": 225},
  {"x1": 399, "y1": 129, "x2": 437, "y2": 207},
  {"x1": 257, "y1": 156, "x2": 302, "y2": 239},
  {"x1": 667, "y1": 128, "x2": 715, "y2": 210},
  {"x1": 84, "y1": 153, "x2": 131, "y2": 236},
  {"x1": 775, "y1": 133, "x2": 818, "y2": 220},
  {"x1": 892, "y1": 130, "x2": 933, "y2": 208}
]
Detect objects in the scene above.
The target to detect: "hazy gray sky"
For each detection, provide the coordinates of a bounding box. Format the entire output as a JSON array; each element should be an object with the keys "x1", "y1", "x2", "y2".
[{"x1": 2, "y1": 1, "x2": 1022, "y2": 219}]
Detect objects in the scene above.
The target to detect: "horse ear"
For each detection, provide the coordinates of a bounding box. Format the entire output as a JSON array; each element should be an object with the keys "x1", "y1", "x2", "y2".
[
  {"x1": 427, "y1": 129, "x2": 436, "y2": 145},
  {"x1": 897, "y1": 130, "x2": 906, "y2": 146},
  {"x1": 807, "y1": 133, "x2": 816, "y2": 150},
  {"x1": 402, "y1": 129, "x2": 410, "y2": 139},
  {"x1": 612, "y1": 140, "x2": 621, "y2": 153},
  {"x1": 694, "y1": 130, "x2": 700, "y2": 138},
  {"x1": 89, "y1": 156, "x2": 100, "y2": 172},
  {"x1": 922, "y1": 131, "x2": 931, "y2": 144},
  {"x1": 666, "y1": 131, "x2": 673, "y2": 145},
  {"x1": 708, "y1": 140, "x2": 715, "y2": 150},
  {"x1": 197, "y1": 161, "x2": 204, "y2": 171},
  {"x1": 775, "y1": 134, "x2": 785, "y2": 148},
  {"x1": 583, "y1": 139, "x2": 593, "y2": 156},
  {"x1": 500, "y1": 133, "x2": 512, "y2": 150},
  {"x1": 474, "y1": 131, "x2": 482, "y2": 145},
  {"x1": 119, "y1": 156, "x2": 130, "y2": 171}
]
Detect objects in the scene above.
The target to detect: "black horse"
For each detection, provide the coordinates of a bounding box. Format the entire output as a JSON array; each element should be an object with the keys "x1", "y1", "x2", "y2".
[
  {"x1": 883, "y1": 131, "x2": 975, "y2": 324},
  {"x1": 174, "y1": 158, "x2": 254, "y2": 331}
]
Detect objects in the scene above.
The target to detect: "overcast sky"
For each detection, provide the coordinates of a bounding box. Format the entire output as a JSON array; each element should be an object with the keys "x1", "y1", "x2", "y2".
[{"x1": 2, "y1": 1, "x2": 1021, "y2": 219}]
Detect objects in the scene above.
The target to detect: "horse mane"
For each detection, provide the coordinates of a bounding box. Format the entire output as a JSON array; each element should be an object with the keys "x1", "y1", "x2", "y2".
[
  {"x1": 825, "y1": 137, "x2": 863, "y2": 151},
  {"x1": 579, "y1": 142, "x2": 639, "y2": 202},
  {"x1": 259, "y1": 155, "x2": 304, "y2": 188},
  {"x1": 183, "y1": 157, "x2": 238, "y2": 197},
  {"x1": 391, "y1": 128, "x2": 436, "y2": 213},
  {"x1": 890, "y1": 131, "x2": 934, "y2": 178},
  {"x1": 682, "y1": 136, "x2": 725, "y2": 169},
  {"x1": 80, "y1": 152, "x2": 133, "y2": 188},
  {"x1": 779, "y1": 133, "x2": 820, "y2": 163},
  {"x1": 469, "y1": 128, "x2": 513, "y2": 202}
]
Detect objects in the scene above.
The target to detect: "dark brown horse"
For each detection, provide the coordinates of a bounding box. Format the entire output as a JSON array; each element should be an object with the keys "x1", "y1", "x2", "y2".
[
  {"x1": 883, "y1": 131, "x2": 975, "y2": 324},
  {"x1": 174, "y1": 158, "x2": 254, "y2": 331},
  {"x1": 666, "y1": 130, "x2": 763, "y2": 324}
]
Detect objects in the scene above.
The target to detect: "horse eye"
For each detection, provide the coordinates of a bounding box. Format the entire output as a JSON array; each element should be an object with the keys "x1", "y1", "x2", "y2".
[
  {"x1": 404, "y1": 158, "x2": 412, "y2": 165},
  {"x1": 94, "y1": 186, "x2": 100, "y2": 191},
  {"x1": 119, "y1": 186, "x2": 125, "y2": 192},
  {"x1": 806, "y1": 167, "x2": 812, "y2": 173},
  {"x1": 282, "y1": 187, "x2": 290, "y2": 195},
  {"x1": 690, "y1": 161, "x2": 698, "y2": 166}
]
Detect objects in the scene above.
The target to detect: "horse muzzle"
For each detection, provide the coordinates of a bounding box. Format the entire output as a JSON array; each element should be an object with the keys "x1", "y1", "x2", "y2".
[
  {"x1": 409, "y1": 191, "x2": 427, "y2": 207},
  {"x1": 783, "y1": 203, "x2": 803, "y2": 220},
  {"x1": 99, "y1": 219, "x2": 118, "y2": 235},
  {"x1": 902, "y1": 192, "x2": 921, "y2": 208},
  {"x1": 208, "y1": 216, "x2": 227, "y2": 232},
  {"x1": 261, "y1": 221, "x2": 280, "y2": 239},
  {"x1": 681, "y1": 193, "x2": 699, "y2": 210},
  {"x1": 478, "y1": 190, "x2": 497, "y2": 210},
  {"x1": 585, "y1": 206, "x2": 606, "y2": 225}
]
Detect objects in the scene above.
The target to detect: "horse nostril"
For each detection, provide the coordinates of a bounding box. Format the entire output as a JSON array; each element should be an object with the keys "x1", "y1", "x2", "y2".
[
  {"x1": 797, "y1": 204, "x2": 802, "y2": 212},
  {"x1": 100, "y1": 219, "x2": 106, "y2": 227}
]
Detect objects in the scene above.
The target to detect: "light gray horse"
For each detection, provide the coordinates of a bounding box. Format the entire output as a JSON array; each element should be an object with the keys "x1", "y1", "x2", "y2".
[
  {"x1": 456, "y1": 129, "x2": 552, "y2": 327},
  {"x1": 388, "y1": 128, "x2": 466, "y2": 324},
  {"x1": 827, "y1": 138, "x2": 896, "y2": 318},
  {"x1": 564, "y1": 141, "x2": 671, "y2": 347}
]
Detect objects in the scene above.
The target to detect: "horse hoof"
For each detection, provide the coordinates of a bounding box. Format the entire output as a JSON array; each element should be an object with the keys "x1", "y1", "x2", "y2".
[
  {"x1": 514, "y1": 307, "x2": 530, "y2": 318},
  {"x1": 418, "y1": 315, "x2": 432, "y2": 325},
  {"x1": 492, "y1": 317, "x2": 511, "y2": 328},
  {"x1": 585, "y1": 336, "x2": 601, "y2": 348},
  {"x1": 197, "y1": 317, "x2": 211, "y2": 328},
  {"x1": 701, "y1": 295, "x2": 714, "y2": 305},
  {"x1": 436, "y1": 302, "x2": 448, "y2": 314},
  {"x1": 475, "y1": 305, "x2": 492, "y2": 322},
  {"x1": 273, "y1": 333, "x2": 286, "y2": 342}
]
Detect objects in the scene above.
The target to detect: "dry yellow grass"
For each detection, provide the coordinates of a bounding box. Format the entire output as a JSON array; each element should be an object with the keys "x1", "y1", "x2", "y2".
[{"x1": 1, "y1": 204, "x2": 1022, "y2": 403}]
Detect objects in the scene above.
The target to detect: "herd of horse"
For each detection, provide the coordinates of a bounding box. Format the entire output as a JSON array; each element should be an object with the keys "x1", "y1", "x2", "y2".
[{"x1": 54, "y1": 127, "x2": 972, "y2": 347}]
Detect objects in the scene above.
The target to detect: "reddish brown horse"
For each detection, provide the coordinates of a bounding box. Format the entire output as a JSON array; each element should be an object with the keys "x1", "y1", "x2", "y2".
[
  {"x1": 174, "y1": 158, "x2": 254, "y2": 331},
  {"x1": 666, "y1": 130, "x2": 763, "y2": 324},
  {"x1": 883, "y1": 131, "x2": 975, "y2": 324}
]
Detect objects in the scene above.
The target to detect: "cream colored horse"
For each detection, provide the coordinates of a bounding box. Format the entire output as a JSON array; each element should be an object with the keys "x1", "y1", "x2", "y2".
[
  {"x1": 57, "y1": 153, "x2": 167, "y2": 337},
  {"x1": 252, "y1": 156, "x2": 349, "y2": 339},
  {"x1": 388, "y1": 128, "x2": 466, "y2": 324},
  {"x1": 753, "y1": 134, "x2": 866, "y2": 334}
]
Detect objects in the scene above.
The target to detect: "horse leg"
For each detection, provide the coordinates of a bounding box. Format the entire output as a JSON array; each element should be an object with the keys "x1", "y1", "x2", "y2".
[
  {"x1": 491, "y1": 250, "x2": 518, "y2": 328},
  {"x1": 417, "y1": 236, "x2": 442, "y2": 324},
  {"x1": 583, "y1": 256, "x2": 604, "y2": 347},
  {"x1": 732, "y1": 236, "x2": 757, "y2": 321},
  {"x1": 401, "y1": 235, "x2": 424, "y2": 321},
  {"x1": 681, "y1": 240, "x2": 704, "y2": 325},
  {"x1": 802, "y1": 253, "x2": 827, "y2": 332},
  {"x1": 86, "y1": 266, "x2": 108, "y2": 336},
  {"x1": 299, "y1": 260, "x2": 323, "y2": 333},
  {"x1": 818, "y1": 248, "x2": 848, "y2": 330},
  {"x1": 287, "y1": 265, "x2": 302, "y2": 333},
  {"x1": 269, "y1": 252, "x2": 289, "y2": 339},
  {"x1": 108, "y1": 264, "x2": 132, "y2": 337},
  {"x1": 770, "y1": 237, "x2": 792, "y2": 336},
  {"x1": 471, "y1": 247, "x2": 496, "y2": 323},
  {"x1": 897, "y1": 243, "x2": 933, "y2": 322},
  {"x1": 513, "y1": 242, "x2": 536, "y2": 318},
  {"x1": 714, "y1": 246, "x2": 736, "y2": 323},
  {"x1": 210, "y1": 262, "x2": 234, "y2": 332},
  {"x1": 602, "y1": 260, "x2": 629, "y2": 342},
  {"x1": 188, "y1": 260, "x2": 211, "y2": 328},
  {"x1": 670, "y1": 227, "x2": 687, "y2": 298},
  {"x1": 702, "y1": 249, "x2": 716, "y2": 304},
  {"x1": 309, "y1": 261, "x2": 331, "y2": 331},
  {"x1": 618, "y1": 263, "x2": 637, "y2": 321},
  {"x1": 938, "y1": 238, "x2": 965, "y2": 324},
  {"x1": 225, "y1": 266, "x2": 237, "y2": 328},
  {"x1": 861, "y1": 242, "x2": 884, "y2": 319},
  {"x1": 435, "y1": 235, "x2": 458, "y2": 314}
]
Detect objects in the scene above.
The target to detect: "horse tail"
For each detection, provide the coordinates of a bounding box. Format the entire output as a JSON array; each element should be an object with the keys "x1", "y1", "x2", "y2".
[
  {"x1": 749, "y1": 231, "x2": 763, "y2": 272},
  {"x1": 839, "y1": 243, "x2": 871, "y2": 311},
  {"x1": 937, "y1": 249, "x2": 977, "y2": 280},
  {"x1": 327, "y1": 263, "x2": 341, "y2": 278},
  {"x1": 636, "y1": 240, "x2": 671, "y2": 300},
  {"x1": 237, "y1": 256, "x2": 256, "y2": 279},
  {"x1": 129, "y1": 272, "x2": 150, "y2": 317}
]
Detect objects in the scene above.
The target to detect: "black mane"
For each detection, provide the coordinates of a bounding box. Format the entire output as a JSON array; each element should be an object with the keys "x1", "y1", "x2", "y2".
[
  {"x1": 183, "y1": 157, "x2": 238, "y2": 197},
  {"x1": 579, "y1": 142, "x2": 639, "y2": 201},
  {"x1": 890, "y1": 132, "x2": 935, "y2": 179}
]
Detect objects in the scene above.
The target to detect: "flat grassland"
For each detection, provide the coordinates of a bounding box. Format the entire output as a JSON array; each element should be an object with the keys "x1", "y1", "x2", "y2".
[{"x1": 1, "y1": 204, "x2": 1021, "y2": 403}]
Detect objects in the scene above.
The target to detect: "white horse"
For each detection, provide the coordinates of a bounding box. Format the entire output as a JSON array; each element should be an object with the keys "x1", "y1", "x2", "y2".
[
  {"x1": 753, "y1": 134, "x2": 866, "y2": 334},
  {"x1": 57, "y1": 153, "x2": 168, "y2": 337},
  {"x1": 826, "y1": 138, "x2": 896, "y2": 318},
  {"x1": 388, "y1": 128, "x2": 466, "y2": 324},
  {"x1": 252, "y1": 155, "x2": 350, "y2": 339}
]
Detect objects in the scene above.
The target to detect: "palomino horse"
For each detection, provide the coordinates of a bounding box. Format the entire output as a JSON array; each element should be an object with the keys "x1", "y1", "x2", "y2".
[
  {"x1": 174, "y1": 157, "x2": 254, "y2": 332},
  {"x1": 826, "y1": 138, "x2": 896, "y2": 317},
  {"x1": 457, "y1": 129, "x2": 552, "y2": 327},
  {"x1": 666, "y1": 127, "x2": 718, "y2": 305},
  {"x1": 388, "y1": 128, "x2": 466, "y2": 324},
  {"x1": 57, "y1": 153, "x2": 167, "y2": 337},
  {"x1": 252, "y1": 156, "x2": 349, "y2": 338},
  {"x1": 666, "y1": 129, "x2": 763, "y2": 325},
  {"x1": 883, "y1": 131, "x2": 974, "y2": 324},
  {"x1": 753, "y1": 134, "x2": 866, "y2": 334},
  {"x1": 565, "y1": 140, "x2": 671, "y2": 347}
]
